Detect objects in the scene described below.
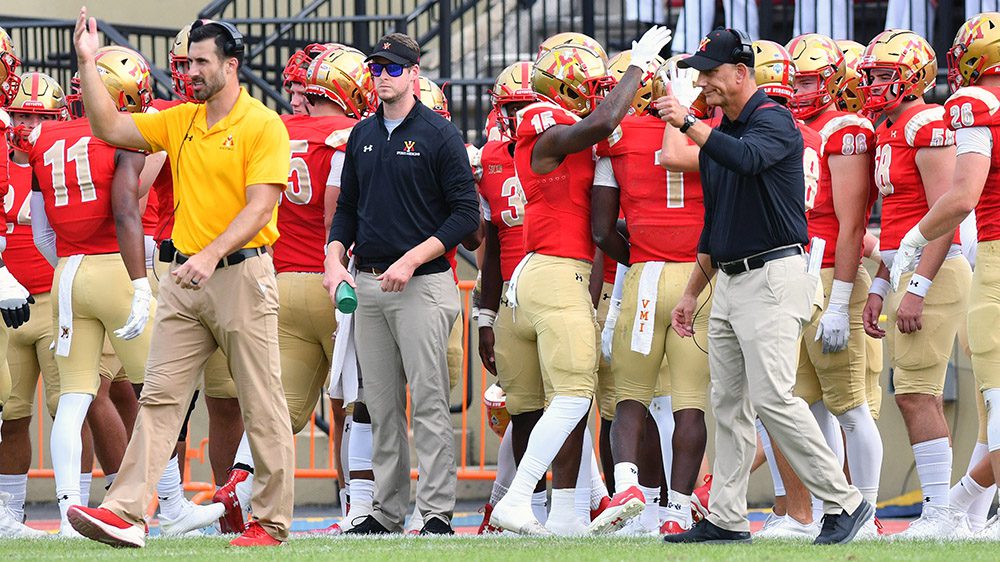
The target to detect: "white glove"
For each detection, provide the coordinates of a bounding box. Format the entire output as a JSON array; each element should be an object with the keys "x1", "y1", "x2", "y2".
[
  {"x1": 115, "y1": 278, "x2": 153, "y2": 340},
  {"x1": 602, "y1": 298, "x2": 621, "y2": 364},
  {"x1": 630, "y1": 25, "x2": 673, "y2": 71},
  {"x1": 815, "y1": 280, "x2": 853, "y2": 354},
  {"x1": 0, "y1": 265, "x2": 31, "y2": 329},
  {"x1": 669, "y1": 66, "x2": 703, "y2": 109},
  {"x1": 890, "y1": 225, "x2": 929, "y2": 290}
]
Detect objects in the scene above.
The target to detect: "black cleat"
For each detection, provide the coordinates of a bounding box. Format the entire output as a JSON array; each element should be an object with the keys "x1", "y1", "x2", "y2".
[
  {"x1": 344, "y1": 515, "x2": 392, "y2": 535},
  {"x1": 813, "y1": 499, "x2": 875, "y2": 545},
  {"x1": 662, "y1": 519, "x2": 751, "y2": 544},
  {"x1": 419, "y1": 516, "x2": 455, "y2": 535}
]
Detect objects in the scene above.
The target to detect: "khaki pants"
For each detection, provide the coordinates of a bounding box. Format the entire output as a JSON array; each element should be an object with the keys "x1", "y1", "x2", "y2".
[
  {"x1": 102, "y1": 253, "x2": 294, "y2": 541},
  {"x1": 354, "y1": 270, "x2": 459, "y2": 530},
  {"x1": 594, "y1": 282, "x2": 617, "y2": 420},
  {"x1": 970, "y1": 241, "x2": 1000, "y2": 390},
  {"x1": 3, "y1": 292, "x2": 59, "y2": 420},
  {"x1": 707, "y1": 255, "x2": 862, "y2": 532},
  {"x1": 494, "y1": 282, "x2": 550, "y2": 415}
]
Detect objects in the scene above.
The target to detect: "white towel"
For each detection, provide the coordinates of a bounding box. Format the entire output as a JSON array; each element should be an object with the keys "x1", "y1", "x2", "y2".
[
  {"x1": 630, "y1": 261, "x2": 664, "y2": 355},
  {"x1": 329, "y1": 256, "x2": 360, "y2": 404},
  {"x1": 504, "y1": 252, "x2": 534, "y2": 310},
  {"x1": 56, "y1": 254, "x2": 84, "y2": 357}
]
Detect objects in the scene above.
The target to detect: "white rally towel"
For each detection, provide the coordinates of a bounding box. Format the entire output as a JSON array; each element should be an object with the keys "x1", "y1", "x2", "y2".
[
  {"x1": 630, "y1": 261, "x2": 664, "y2": 355},
  {"x1": 56, "y1": 254, "x2": 84, "y2": 357},
  {"x1": 504, "y1": 252, "x2": 534, "y2": 310},
  {"x1": 329, "y1": 256, "x2": 360, "y2": 404}
]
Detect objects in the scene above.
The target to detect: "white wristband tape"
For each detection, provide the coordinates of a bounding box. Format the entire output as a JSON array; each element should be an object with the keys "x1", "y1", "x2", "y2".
[
  {"x1": 868, "y1": 277, "x2": 891, "y2": 300},
  {"x1": 905, "y1": 273, "x2": 933, "y2": 298},
  {"x1": 478, "y1": 309, "x2": 497, "y2": 329}
]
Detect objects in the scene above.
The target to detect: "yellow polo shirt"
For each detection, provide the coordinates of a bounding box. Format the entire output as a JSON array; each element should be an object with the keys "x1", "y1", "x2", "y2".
[{"x1": 132, "y1": 88, "x2": 290, "y2": 255}]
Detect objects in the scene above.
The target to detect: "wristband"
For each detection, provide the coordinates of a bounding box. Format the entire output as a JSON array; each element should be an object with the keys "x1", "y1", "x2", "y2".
[
  {"x1": 828, "y1": 280, "x2": 854, "y2": 308},
  {"x1": 478, "y1": 309, "x2": 497, "y2": 329},
  {"x1": 132, "y1": 277, "x2": 151, "y2": 293},
  {"x1": 905, "y1": 273, "x2": 933, "y2": 298},
  {"x1": 868, "y1": 278, "x2": 891, "y2": 300}
]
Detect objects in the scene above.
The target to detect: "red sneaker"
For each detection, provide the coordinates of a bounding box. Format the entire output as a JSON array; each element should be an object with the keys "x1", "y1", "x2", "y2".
[
  {"x1": 214, "y1": 468, "x2": 250, "y2": 534},
  {"x1": 477, "y1": 503, "x2": 502, "y2": 535},
  {"x1": 67, "y1": 505, "x2": 145, "y2": 548},
  {"x1": 586, "y1": 486, "x2": 645, "y2": 535},
  {"x1": 691, "y1": 474, "x2": 712, "y2": 522},
  {"x1": 308, "y1": 522, "x2": 342, "y2": 535},
  {"x1": 660, "y1": 520, "x2": 688, "y2": 535},
  {"x1": 230, "y1": 522, "x2": 282, "y2": 547},
  {"x1": 590, "y1": 496, "x2": 611, "y2": 522}
]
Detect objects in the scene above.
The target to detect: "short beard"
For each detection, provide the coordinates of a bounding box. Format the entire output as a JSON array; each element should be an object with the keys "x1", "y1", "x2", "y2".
[{"x1": 193, "y1": 74, "x2": 224, "y2": 101}]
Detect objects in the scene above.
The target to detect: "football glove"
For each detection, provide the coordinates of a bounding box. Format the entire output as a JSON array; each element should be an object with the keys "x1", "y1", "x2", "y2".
[
  {"x1": 890, "y1": 225, "x2": 929, "y2": 290},
  {"x1": 630, "y1": 26, "x2": 673, "y2": 71},
  {"x1": 115, "y1": 278, "x2": 153, "y2": 340},
  {"x1": 669, "y1": 66, "x2": 703, "y2": 110},
  {"x1": 601, "y1": 298, "x2": 621, "y2": 364},
  {"x1": 815, "y1": 280, "x2": 852, "y2": 354},
  {"x1": 0, "y1": 266, "x2": 32, "y2": 329}
]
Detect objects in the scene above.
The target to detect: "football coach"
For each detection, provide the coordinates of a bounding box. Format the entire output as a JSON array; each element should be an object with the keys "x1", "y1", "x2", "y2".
[
  {"x1": 656, "y1": 28, "x2": 873, "y2": 545},
  {"x1": 324, "y1": 33, "x2": 479, "y2": 534}
]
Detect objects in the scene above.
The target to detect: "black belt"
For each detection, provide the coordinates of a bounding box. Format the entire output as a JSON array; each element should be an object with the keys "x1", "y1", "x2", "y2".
[
  {"x1": 718, "y1": 245, "x2": 804, "y2": 276},
  {"x1": 176, "y1": 247, "x2": 266, "y2": 269}
]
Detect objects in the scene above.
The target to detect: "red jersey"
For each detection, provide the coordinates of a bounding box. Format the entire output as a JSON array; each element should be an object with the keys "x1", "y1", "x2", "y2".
[
  {"x1": 149, "y1": 98, "x2": 183, "y2": 243},
  {"x1": 874, "y1": 103, "x2": 958, "y2": 250},
  {"x1": 6, "y1": 161, "x2": 54, "y2": 294},
  {"x1": 141, "y1": 185, "x2": 158, "y2": 236},
  {"x1": 514, "y1": 102, "x2": 595, "y2": 262},
  {"x1": 601, "y1": 114, "x2": 704, "y2": 263},
  {"x1": 274, "y1": 114, "x2": 354, "y2": 274},
  {"x1": 0, "y1": 110, "x2": 9, "y2": 236},
  {"x1": 945, "y1": 86, "x2": 1000, "y2": 243},
  {"x1": 804, "y1": 111, "x2": 875, "y2": 268},
  {"x1": 28, "y1": 118, "x2": 124, "y2": 257},
  {"x1": 478, "y1": 139, "x2": 525, "y2": 281}
]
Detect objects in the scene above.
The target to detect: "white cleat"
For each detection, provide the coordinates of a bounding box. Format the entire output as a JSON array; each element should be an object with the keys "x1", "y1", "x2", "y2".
[
  {"x1": 975, "y1": 515, "x2": 1000, "y2": 541},
  {"x1": 0, "y1": 493, "x2": 45, "y2": 538},
  {"x1": 894, "y1": 505, "x2": 974, "y2": 541},
  {"x1": 854, "y1": 517, "x2": 883, "y2": 541},
  {"x1": 59, "y1": 520, "x2": 84, "y2": 539},
  {"x1": 545, "y1": 515, "x2": 589, "y2": 537},
  {"x1": 159, "y1": 500, "x2": 226, "y2": 537},
  {"x1": 754, "y1": 514, "x2": 820, "y2": 540},
  {"x1": 491, "y1": 499, "x2": 552, "y2": 536},
  {"x1": 758, "y1": 511, "x2": 784, "y2": 533},
  {"x1": 616, "y1": 516, "x2": 660, "y2": 537}
]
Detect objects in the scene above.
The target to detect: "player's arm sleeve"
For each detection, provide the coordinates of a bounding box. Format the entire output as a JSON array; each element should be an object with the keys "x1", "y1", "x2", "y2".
[
  {"x1": 130, "y1": 110, "x2": 171, "y2": 154},
  {"x1": 326, "y1": 150, "x2": 346, "y2": 187},
  {"x1": 30, "y1": 191, "x2": 57, "y2": 267},
  {"x1": 593, "y1": 156, "x2": 619, "y2": 189},
  {"x1": 431, "y1": 129, "x2": 481, "y2": 250},
  {"x1": 329, "y1": 134, "x2": 359, "y2": 246},
  {"x1": 955, "y1": 127, "x2": 993, "y2": 157},
  {"x1": 247, "y1": 117, "x2": 291, "y2": 187},
  {"x1": 700, "y1": 106, "x2": 800, "y2": 176}
]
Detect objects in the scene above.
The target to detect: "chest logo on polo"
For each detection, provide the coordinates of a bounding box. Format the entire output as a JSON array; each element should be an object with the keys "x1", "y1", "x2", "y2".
[
  {"x1": 221, "y1": 135, "x2": 235, "y2": 150},
  {"x1": 396, "y1": 140, "x2": 421, "y2": 157}
]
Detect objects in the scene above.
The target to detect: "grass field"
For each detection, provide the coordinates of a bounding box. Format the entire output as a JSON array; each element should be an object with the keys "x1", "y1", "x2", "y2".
[{"x1": 5, "y1": 535, "x2": 1000, "y2": 561}]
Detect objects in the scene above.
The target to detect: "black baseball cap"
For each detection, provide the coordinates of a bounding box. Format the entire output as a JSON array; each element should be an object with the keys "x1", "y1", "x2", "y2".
[
  {"x1": 366, "y1": 34, "x2": 420, "y2": 66},
  {"x1": 679, "y1": 27, "x2": 752, "y2": 71}
]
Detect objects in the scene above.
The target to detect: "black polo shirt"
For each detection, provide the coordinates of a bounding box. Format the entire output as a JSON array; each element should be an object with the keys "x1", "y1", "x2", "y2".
[
  {"x1": 329, "y1": 98, "x2": 480, "y2": 275},
  {"x1": 697, "y1": 90, "x2": 809, "y2": 264}
]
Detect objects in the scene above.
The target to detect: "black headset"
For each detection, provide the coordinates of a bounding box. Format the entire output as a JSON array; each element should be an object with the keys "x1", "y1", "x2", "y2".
[
  {"x1": 728, "y1": 28, "x2": 754, "y2": 66},
  {"x1": 189, "y1": 19, "x2": 245, "y2": 59}
]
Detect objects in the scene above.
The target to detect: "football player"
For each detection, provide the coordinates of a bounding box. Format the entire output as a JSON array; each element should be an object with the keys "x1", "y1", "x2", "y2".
[
  {"x1": 282, "y1": 42, "x2": 342, "y2": 116},
  {"x1": 489, "y1": 25, "x2": 673, "y2": 536},
  {"x1": 890, "y1": 12, "x2": 1000, "y2": 538},
  {"x1": 858, "y1": 29, "x2": 973, "y2": 539},
  {"x1": 0, "y1": 69, "x2": 61, "y2": 539}
]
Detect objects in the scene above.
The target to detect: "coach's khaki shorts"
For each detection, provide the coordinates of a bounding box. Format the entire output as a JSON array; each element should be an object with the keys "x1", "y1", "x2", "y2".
[
  {"x1": 795, "y1": 265, "x2": 871, "y2": 415},
  {"x1": 613, "y1": 261, "x2": 710, "y2": 411},
  {"x1": 52, "y1": 254, "x2": 155, "y2": 396},
  {"x1": 865, "y1": 335, "x2": 884, "y2": 420},
  {"x1": 510, "y1": 254, "x2": 598, "y2": 401},
  {"x1": 594, "y1": 281, "x2": 616, "y2": 420},
  {"x1": 151, "y1": 250, "x2": 236, "y2": 399},
  {"x1": 277, "y1": 272, "x2": 336, "y2": 433},
  {"x1": 494, "y1": 282, "x2": 548, "y2": 415},
  {"x1": 888, "y1": 256, "x2": 972, "y2": 395},
  {"x1": 969, "y1": 240, "x2": 1000, "y2": 391},
  {"x1": 3, "y1": 292, "x2": 60, "y2": 420}
]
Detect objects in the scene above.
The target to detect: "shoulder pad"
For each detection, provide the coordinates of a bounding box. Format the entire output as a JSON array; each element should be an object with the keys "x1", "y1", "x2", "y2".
[
  {"x1": 514, "y1": 102, "x2": 579, "y2": 139},
  {"x1": 945, "y1": 86, "x2": 1000, "y2": 130},
  {"x1": 818, "y1": 113, "x2": 875, "y2": 156},
  {"x1": 904, "y1": 106, "x2": 953, "y2": 148},
  {"x1": 325, "y1": 126, "x2": 354, "y2": 151}
]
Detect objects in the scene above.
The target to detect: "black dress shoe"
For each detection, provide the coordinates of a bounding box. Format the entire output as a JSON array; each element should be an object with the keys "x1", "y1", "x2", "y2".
[
  {"x1": 344, "y1": 514, "x2": 392, "y2": 535},
  {"x1": 419, "y1": 516, "x2": 455, "y2": 535},
  {"x1": 814, "y1": 499, "x2": 874, "y2": 544},
  {"x1": 662, "y1": 519, "x2": 751, "y2": 544}
]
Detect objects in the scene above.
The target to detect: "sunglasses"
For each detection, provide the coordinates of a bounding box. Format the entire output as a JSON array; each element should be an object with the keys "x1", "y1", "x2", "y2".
[{"x1": 368, "y1": 62, "x2": 410, "y2": 77}]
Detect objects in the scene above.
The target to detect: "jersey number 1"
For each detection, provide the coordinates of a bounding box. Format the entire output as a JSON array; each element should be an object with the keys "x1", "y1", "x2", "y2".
[{"x1": 43, "y1": 137, "x2": 97, "y2": 207}]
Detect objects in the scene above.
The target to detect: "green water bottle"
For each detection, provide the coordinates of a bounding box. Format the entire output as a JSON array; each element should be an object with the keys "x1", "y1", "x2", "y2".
[{"x1": 335, "y1": 281, "x2": 358, "y2": 314}]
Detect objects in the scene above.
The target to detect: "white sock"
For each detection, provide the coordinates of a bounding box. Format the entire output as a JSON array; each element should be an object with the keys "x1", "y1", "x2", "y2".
[
  {"x1": 349, "y1": 422, "x2": 373, "y2": 471},
  {"x1": 348, "y1": 478, "x2": 374, "y2": 514},
  {"x1": 809, "y1": 401, "x2": 844, "y2": 465},
  {"x1": 340, "y1": 487, "x2": 350, "y2": 519},
  {"x1": 157, "y1": 455, "x2": 185, "y2": 520},
  {"x1": 502, "y1": 396, "x2": 591, "y2": 506},
  {"x1": 613, "y1": 462, "x2": 640, "y2": 493},
  {"x1": 966, "y1": 442, "x2": 996, "y2": 531},
  {"x1": 659, "y1": 504, "x2": 670, "y2": 525},
  {"x1": 664, "y1": 489, "x2": 691, "y2": 527},
  {"x1": 649, "y1": 396, "x2": 674, "y2": 488},
  {"x1": 913, "y1": 437, "x2": 952, "y2": 507},
  {"x1": 837, "y1": 405, "x2": 883, "y2": 504},
  {"x1": 234, "y1": 433, "x2": 254, "y2": 469},
  {"x1": 757, "y1": 418, "x2": 785, "y2": 496},
  {"x1": 812, "y1": 495, "x2": 823, "y2": 522},
  {"x1": 340, "y1": 414, "x2": 352, "y2": 478},
  {"x1": 638, "y1": 484, "x2": 659, "y2": 529},
  {"x1": 0, "y1": 473, "x2": 28, "y2": 521},
  {"x1": 494, "y1": 424, "x2": 516, "y2": 495},
  {"x1": 589, "y1": 452, "x2": 608, "y2": 507},
  {"x1": 105, "y1": 472, "x2": 117, "y2": 489},
  {"x1": 531, "y1": 491, "x2": 548, "y2": 524},
  {"x1": 79, "y1": 472, "x2": 92, "y2": 508},
  {"x1": 575, "y1": 429, "x2": 595, "y2": 519},
  {"x1": 407, "y1": 505, "x2": 423, "y2": 532},
  {"x1": 548, "y1": 488, "x2": 577, "y2": 523},
  {"x1": 950, "y1": 474, "x2": 988, "y2": 512},
  {"x1": 51, "y1": 393, "x2": 93, "y2": 522}
]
